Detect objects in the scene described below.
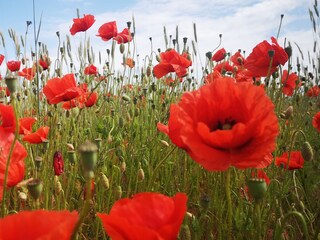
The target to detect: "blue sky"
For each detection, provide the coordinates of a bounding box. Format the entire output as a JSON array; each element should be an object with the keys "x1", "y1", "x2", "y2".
[{"x1": 0, "y1": 0, "x2": 316, "y2": 74}]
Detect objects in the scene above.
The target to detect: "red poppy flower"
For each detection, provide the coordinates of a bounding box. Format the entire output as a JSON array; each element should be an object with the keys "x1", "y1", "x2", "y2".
[
  {"x1": 7, "y1": 60, "x2": 21, "y2": 72},
  {"x1": 70, "y1": 14, "x2": 95, "y2": 36},
  {"x1": 97, "y1": 192, "x2": 187, "y2": 240},
  {"x1": 84, "y1": 64, "x2": 98, "y2": 75},
  {"x1": 213, "y1": 61, "x2": 234, "y2": 74},
  {"x1": 281, "y1": 70, "x2": 299, "y2": 96},
  {"x1": 312, "y1": 112, "x2": 320, "y2": 132},
  {"x1": 0, "y1": 54, "x2": 4, "y2": 66},
  {"x1": 19, "y1": 117, "x2": 37, "y2": 135},
  {"x1": 205, "y1": 70, "x2": 222, "y2": 84},
  {"x1": 39, "y1": 56, "x2": 50, "y2": 70},
  {"x1": 235, "y1": 69, "x2": 256, "y2": 83},
  {"x1": 244, "y1": 37, "x2": 288, "y2": 77},
  {"x1": 53, "y1": 151, "x2": 64, "y2": 176},
  {"x1": 0, "y1": 210, "x2": 79, "y2": 239},
  {"x1": 153, "y1": 49, "x2": 192, "y2": 78},
  {"x1": 43, "y1": 73, "x2": 84, "y2": 104},
  {"x1": 0, "y1": 127, "x2": 27, "y2": 201},
  {"x1": 157, "y1": 77, "x2": 279, "y2": 171},
  {"x1": 18, "y1": 67, "x2": 35, "y2": 81},
  {"x1": 85, "y1": 92, "x2": 98, "y2": 107},
  {"x1": 97, "y1": 21, "x2": 118, "y2": 41},
  {"x1": 0, "y1": 103, "x2": 15, "y2": 133},
  {"x1": 113, "y1": 28, "x2": 132, "y2": 44},
  {"x1": 22, "y1": 126, "x2": 50, "y2": 144},
  {"x1": 275, "y1": 151, "x2": 304, "y2": 170},
  {"x1": 230, "y1": 51, "x2": 245, "y2": 67},
  {"x1": 124, "y1": 58, "x2": 135, "y2": 68},
  {"x1": 306, "y1": 86, "x2": 320, "y2": 97},
  {"x1": 212, "y1": 48, "x2": 226, "y2": 62}
]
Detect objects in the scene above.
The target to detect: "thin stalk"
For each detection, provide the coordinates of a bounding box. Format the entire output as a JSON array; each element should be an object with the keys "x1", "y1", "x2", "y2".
[{"x1": 225, "y1": 168, "x2": 233, "y2": 240}]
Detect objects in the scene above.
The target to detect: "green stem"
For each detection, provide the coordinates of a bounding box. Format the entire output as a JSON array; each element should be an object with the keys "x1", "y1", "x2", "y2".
[
  {"x1": 278, "y1": 211, "x2": 309, "y2": 240},
  {"x1": 254, "y1": 201, "x2": 262, "y2": 240},
  {"x1": 225, "y1": 168, "x2": 233, "y2": 240}
]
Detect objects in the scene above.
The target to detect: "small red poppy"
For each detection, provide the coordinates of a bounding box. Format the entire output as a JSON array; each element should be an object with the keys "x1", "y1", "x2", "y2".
[
  {"x1": 22, "y1": 126, "x2": 50, "y2": 144},
  {"x1": 19, "y1": 117, "x2": 37, "y2": 135},
  {"x1": 0, "y1": 54, "x2": 4, "y2": 66},
  {"x1": 113, "y1": 28, "x2": 132, "y2": 44},
  {"x1": 244, "y1": 37, "x2": 288, "y2": 77},
  {"x1": 153, "y1": 49, "x2": 192, "y2": 78},
  {"x1": 43, "y1": 73, "x2": 84, "y2": 104},
  {"x1": 275, "y1": 151, "x2": 304, "y2": 170},
  {"x1": 18, "y1": 67, "x2": 35, "y2": 81},
  {"x1": 281, "y1": 70, "x2": 300, "y2": 96},
  {"x1": 84, "y1": 64, "x2": 98, "y2": 75},
  {"x1": 213, "y1": 61, "x2": 234, "y2": 74},
  {"x1": 212, "y1": 48, "x2": 226, "y2": 62},
  {"x1": 7, "y1": 60, "x2": 21, "y2": 72},
  {"x1": 97, "y1": 192, "x2": 187, "y2": 240},
  {"x1": 312, "y1": 112, "x2": 320, "y2": 133},
  {"x1": 70, "y1": 14, "x2": 95, "y2": 36},
  {"x1": 85, "y1": 92, "x2": 98, "y2": 107},
  {"x1": 230, "y1": 51, "x2": 245, "y2": 67},
  {"x1": 0, "y1": 210, "x2": 79, "y2": 239},
  {"x1": 97, "y1": 21, "x2": 118, "y2": 41},
  {"x1": 39, "y1": 56, "x2": 50, "y2": 70},
  {"x1": 306, "y1": 86, "x2": 320, "y2": 97}
]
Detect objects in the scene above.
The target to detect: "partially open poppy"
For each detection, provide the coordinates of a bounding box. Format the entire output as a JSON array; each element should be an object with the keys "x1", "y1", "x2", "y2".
[
  {"x1": 158, "y1": 77, "x2": 279, "y2": 171},
  {"x1": 275, "y1": 151, "x2": 304, "y2": 170},
  {"x1": 0, "y1": 210, "x2": 79, "y2": 239},
  {"x1": 19, "y1": 117, "x2": 37, "y2": 135},
  {"x1": 18, "y1": 67, "x2": 35, "y2": 81},
  {"x1": 113, "y1": 28, "x2": 132, "y2": 44},
  {"x1": 97, "y1": 192, "x2": 187, "y2": 240},
  {"x1": 153, "y1": 49, "x2": 192, "y2": 78},
  {"x1": 22, "y1": 126, "x2": 50, "y2": 144},
  {"x1": 7, "y1": 60, "x2": 21, "y2": 72},
  {"x1": 70, "y1": 14, "x2": 95, "y2": 36},
  {"x1": 97, "y1": 21, "x2": 118, "y2": 41},
  {"x1": 0, "y1": 103, "x2": 16, "y2": 133},
  {"x1": 43, "y1": 73, "x2": 84, "y2": 104},
  {"x1": 212, "y1": 48, "x2": 226, "y2": 62},
  {"x1": 244, "y1": 37, "x2": 288, "y2": 77}
]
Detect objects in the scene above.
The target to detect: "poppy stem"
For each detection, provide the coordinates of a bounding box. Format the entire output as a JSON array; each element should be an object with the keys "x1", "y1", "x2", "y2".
[{"x1": 225, "y1": 168, "x2": 233, "y2": 240}]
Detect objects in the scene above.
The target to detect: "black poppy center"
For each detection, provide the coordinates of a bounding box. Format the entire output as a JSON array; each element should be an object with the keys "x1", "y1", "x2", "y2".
[{"x1": 215, "y1": 117, "x2": 236, "y2": 131}]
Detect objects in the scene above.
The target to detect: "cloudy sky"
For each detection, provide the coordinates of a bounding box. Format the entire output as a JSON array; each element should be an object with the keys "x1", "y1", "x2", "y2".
[{"x1": 0, "y1": 0, "x2": 317, "y2": 74}]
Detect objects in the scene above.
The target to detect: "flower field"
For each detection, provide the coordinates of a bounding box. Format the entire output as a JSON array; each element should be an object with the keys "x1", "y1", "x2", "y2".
[{"x1": 0, "y1": 4, "x2": 320, "y2": 240}]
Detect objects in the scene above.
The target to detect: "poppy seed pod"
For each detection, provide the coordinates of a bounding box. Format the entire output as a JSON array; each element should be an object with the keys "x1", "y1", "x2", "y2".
[
  {"x1": 301, "y1": 141, "x2": 313, "y2": 162},
  {"x1": 27, "y1": 179, "x2": 43, "y2": 200},
  {"x1": 67, "y1": 150, "x2": 76, "y2": 164},
  {"x1": 5, "y1": 76, "x2": 18, "y2": 94},
  {"x1": 79, "y1": 141, "x2": 98, "y2": 172},
  {"x1": 247, "y1": 178, "x2": 267, "y2": 202}
]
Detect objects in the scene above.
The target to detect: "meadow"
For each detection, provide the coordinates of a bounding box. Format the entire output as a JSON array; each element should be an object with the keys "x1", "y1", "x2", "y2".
[{"x1": 0, "y1": 4, "x2": 320, "y2": 240}]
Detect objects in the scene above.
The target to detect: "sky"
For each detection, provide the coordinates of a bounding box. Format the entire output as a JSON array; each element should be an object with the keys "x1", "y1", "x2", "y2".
[{"x1": 0, "y1": 0, "x2": 317, "y2": 75}]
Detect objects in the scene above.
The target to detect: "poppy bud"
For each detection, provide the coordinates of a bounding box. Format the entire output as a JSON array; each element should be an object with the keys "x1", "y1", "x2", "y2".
[
  {"x1": 53, "y1": 151, "x2": 64, "y2": 176},
  {"x1": 118, "y1": 116, "x2": 124, "y2": 128},
  {"x1": 79, "y1": 140, "x2": 98, "y2": 172},
  {"x1": 120, "y1": 161, "x2": 126, "y2": 173},
  {"x1": 284, "y1": 46, "x2": 292, "y2": 58},
  {"x1": 280, "y1": 106, "x2": 293, "y2": 119},
  {"x1": 247, "y1": 178, "x2": 267, "y2": 202},
  {"x1": 115, "y1": 186, "x2": 122, "y2": 200},
  {"x1": 100, "y1": 172, "x2": 110, "y2": 190},
  {"x1": 54, "y1": 176, "x2": 62, "y2": 195},
  {"x1": 122, "y1": 94, "x2": 131, "y2": 102},
  {"x1": 137, "y1": 167, "x2": 145, "y2": 181},
  {"x1": 27, "y1": 179, "x2": 43, "y2": 200},
  {"x1": 5, "y1": 76, "x2": 18, "y2": 94},
  {"x1": 301, "y1": 141, "x2": 313, "y2": 162},
  {"x1": 146, "y1": 65, "x2": 152, "y2": 77},
  {"x1": 156, "y1": 55, "x2": 161, "y2": 62},
  {"x1": 120, "y1": 43, "x2": 125, "y2": 54}
]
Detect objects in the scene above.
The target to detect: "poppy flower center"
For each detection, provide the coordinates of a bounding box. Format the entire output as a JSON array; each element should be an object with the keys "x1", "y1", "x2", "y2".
[{"x1": 216, "y1": 118, "x2": 236, "y2": 131}]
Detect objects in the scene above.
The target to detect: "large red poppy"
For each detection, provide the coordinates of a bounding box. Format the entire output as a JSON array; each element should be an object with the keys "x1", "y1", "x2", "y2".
[
  {"x1": 281, "y1": 70, "x2": 300, "y2": 96},
  {"x1": 70, "y1": 14, "x2": 95, "y2": 36},
  {"x1": 244, "y1": 37, "x2": 288, "y2": 77},
  {"x1": 0, "y1": 210, "x2": 79, "y2": 239},
  {"x1": 97, "y1": 21, "x2": 118, "y2": 41},
  {"x1": 43, "y1": 73, "x2": 84, "y2": 104},
  {"x1": 113, "y1": 28, "x2": 132, "y2": 44},
  {"x1": 6, "y1": 60, "x2": 21, "y2": 72},
  {"x1": 0, "y1": 127, "x2": 27, "y2": 201},
  {"x1": 97, "y1": 192, "x2": 187, "y2": 240},
  {"x1": 153, "y1": 49, "x2": 192, "y2": 78},
  {"x1": 0, "y1": 54, "x2": 4, "y2": 66},
  {"x1": 22, "y1": 126, "x2": 50, "y2": 144},
  {"x1": 275, "y1": 151, "x2": 304, "y2": 170},
  {"x1": 18, "y1": 67, "x2": 35, "y2": 81},
  {"x1": 212, "y1": 48, "x2": 226, "y2": 62},
  {"x1": 157, "y1": 77, "x2": 279, "y2": 171},
  {"x1": 312, "y1": 112, "x2": 320, "y2": 133}
]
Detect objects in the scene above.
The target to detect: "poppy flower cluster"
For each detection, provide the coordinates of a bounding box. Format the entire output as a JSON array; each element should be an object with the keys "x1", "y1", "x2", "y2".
[
  {"x1": 96, "y1": 21, "x2": 132, "y2": 44},
  {"x1": 0, "y1": 210, "x2": 79, "y2": 239},
  {"x1": 153, "y1": 49, "x2": 192, "y2": 78},
  {"x1": 158, "y1": 76, "x2": 279, "y2": 171},
  {"x1": 275, "y1": 151, "x2": 304, "y2": 170},
  {"x1": 97, "y1": 192, "x2": 187, "y2": 240},
  {"x1": 0, "y1": 104, "x2": 27, "y2": 201}
]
